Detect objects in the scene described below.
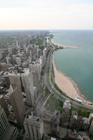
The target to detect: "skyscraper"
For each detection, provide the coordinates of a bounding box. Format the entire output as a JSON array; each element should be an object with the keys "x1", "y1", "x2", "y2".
[
  {"x1": 89, "y1": 113, "x2": 93, "y2": 124},
  {"x1": 0, "y1": 95, "x2": 9, "y2": 117},
  {"x1": 29, "y1": 63, "x2": 41, "y2": 81},
  {"x1": 32, "y1": 71, "x2": 39, "y2": 90},
  {"x1": 8, "y1": 47, "x2": 12, "y2": 54},
  {"x1": 8, "y1": 73, "x2": 25, "y2": 125},
  {"x1": 21, "y1": 69, "x2": 35, "y2": 106},
  {"x1": 0, "y1": 105, "x2": 10, "y2": 140},
  {"x1": 16, "y1": 57, "x2": 21, "y2": 66},
  {"x1": 24, "y1": 115, "x2": 44, "y2": 140},
  {"x1": 0, "y1": 105, "x2": 18, "y2": 140},
  {"x1": 89, "y1": 120, "x2": 93, "y2": 135},
  {"x1": 61, "y1": 100, "x2": 71, "y2": 125}
]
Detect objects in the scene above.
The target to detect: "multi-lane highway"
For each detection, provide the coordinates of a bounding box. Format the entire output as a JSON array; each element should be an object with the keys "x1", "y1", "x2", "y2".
[{"x1": 35, "y1": 45, "x2": 93, "y2": 113}]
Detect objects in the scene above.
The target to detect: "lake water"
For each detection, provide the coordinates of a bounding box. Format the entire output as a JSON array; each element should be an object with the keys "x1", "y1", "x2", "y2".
[{"x1": 50, "y1": 30, "x2": 93, "y2": 101}]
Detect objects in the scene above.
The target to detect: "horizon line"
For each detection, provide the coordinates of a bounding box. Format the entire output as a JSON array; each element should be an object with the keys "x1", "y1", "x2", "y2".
[{"x1": 0, "y1": 29, "x2": 93, "y2": 31}]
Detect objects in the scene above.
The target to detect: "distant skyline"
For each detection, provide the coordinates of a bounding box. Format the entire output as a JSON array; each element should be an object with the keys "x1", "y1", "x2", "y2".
[{"x1": 0, "y1": 0, "x2": 93, "y2": 30}]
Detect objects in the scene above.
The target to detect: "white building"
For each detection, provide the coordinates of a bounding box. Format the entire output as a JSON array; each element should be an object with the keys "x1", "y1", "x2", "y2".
[
  {"x1": 29, "y1": 63, "x2": 41, "y2": 81},
  {"x1": 37, "y1": 48, "x2": 39, "y2": 58},
  {"x1": 16, "y1": 40, "x2": 21, "y2": 50},
  {"x1": 16, "y1": 57, "x2": 21, "y2": 65},
  {"x1": 26, "y1": 47, "x2": 28, "y2": 53},
  {"x1": 21, "y1": 69, "x2": 35, "y2": 105},
  {"x1": 39, "y1": 56, "x2": 44, "y2": 69},
  {"x1": 12, "y1": 55, "x2": 16, "y2": 62},
  {"x1": 32, "y1": 71, "x2": 39, "y2": 90},
  {"x1": 61, "y1": 100, "x2": 71, "y2": 125},
  {"x1": 34, "y1": 44, "x2": 37, "y2": 48},
  {"x1": 24, "y1": 115, "x2": 43, "y2": 140},
  {"x1": 23, "y1": 44, "x2": 26, "y2": 50},
  {"x1": 6, "y1": 57, "x2": 11, "y2": 64},
  {"x1": 30, "y1": 51, "x2": 32, "y2": 59},
  {"x1": 29, "y1": 51, "x2": 32, "y2": 63},
  {"x1": 75, "y1": 97, "x2": 83, "y2": 103},
  {"x1": 89, "y1": 113, "x2": 93, "y2": 124},
  {"x1": 8, "y1": 47, "x2": 12, "y2": 54},
  {"x1": 33, "y1": 86, "x2": 37, "y2": 100},
  {"x1": 43, "y1": 48, "x2": 47, "y2": 64}
]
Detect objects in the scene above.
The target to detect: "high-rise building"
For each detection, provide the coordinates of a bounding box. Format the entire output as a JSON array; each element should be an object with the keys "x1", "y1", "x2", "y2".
[
  {"x1": 9, "y1": 72, "x2": 22, "y2": 92},
  {"x1": 52, "y1": 110, "x2": 60, "y2": 134},
  {"x1": 8, "y1": 47, "x2": 12, "y2": 54},
  {"x1": 89, "y1": 113, "x2": 93, "y2": 124},
  {"x1": 24, "y1": 115, "x2": 44, "y2": 140},
  {"x1": 43, "y1": 48, "x2": 47, "y2": 64},
  {"x1": 61, "y1": 100, "x2": 71, "y2": 125},
  {"x1": 89, "y1": 120, "x2": 93, "y2": 135},
  {"x1": 26, "y1": 47, "x2": 28, "y2": 53},
  {"x1": 23, "y1": 44, "x2": 26, "y2": 50},
  {"x1": 8, "y1": 84, "x2": 25, "y2": 125},
  {"x1": 16, "y1": 40, "x2": 19, "y2": 48},
  {"x1": 6, "y1": 57, "x2": 11, "y2": 64},
  {"x1": 30, "y1": 51, "x2": 32, "y2": 59},
  {"x1": 12, "y1": 55, "x2": 16, "y2": 62},
  {"x1": 32, "y1": 71, "x2": 39, "y2": 90},
  {"x1": 82, "y1": 117, "x2": 90, "y2": 131},
  {"x1": 21, "y1": 69, "x2": 35, "y2": 106},
  {"x1": 0, "y1": 95, "x2": 9, "y2": 117},
  {"x1": 37, "y1": 48, "x2": 40, "y2": 58},
  {"x1": 16, "y1": 57, "x2": 21, "y2": 65},
  {"x1": 0, "y1": 105, "x2": 18, "y2": 140},
  {"x1": 39, "y1": 56, "x2": 44, "y2": 69},
  {"x1": 8, "y1": 73, "x2": 25, "y2": 125},
  {"x1": 16, "y1": 40, "x2": 20, "y2": 50},
  {"x1": 33, "y1": 86, "x2": 37, "y2": 100},
  {"x1": 0, "y1": 105, "x2": 10, "y2": 140},
  {"x1": 29, "y1": 63, "x2": 41, "y2": 81}
]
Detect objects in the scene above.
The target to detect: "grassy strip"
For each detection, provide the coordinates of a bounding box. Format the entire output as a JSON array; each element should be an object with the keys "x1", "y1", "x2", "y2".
[
  {"x1": 53, "y1": 47, "x2": 63, "y2": 52},
  {"x1": 45, "y1": 94, "x2": 63, "y2": 112},
  {"x1": 54, "y1": 83, "x2": 93, "y2": 111}
]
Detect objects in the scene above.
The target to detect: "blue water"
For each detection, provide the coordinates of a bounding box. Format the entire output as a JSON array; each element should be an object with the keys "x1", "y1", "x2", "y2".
[{"x1": 50, "y1": 30, "x2": 93, "y2": 101}]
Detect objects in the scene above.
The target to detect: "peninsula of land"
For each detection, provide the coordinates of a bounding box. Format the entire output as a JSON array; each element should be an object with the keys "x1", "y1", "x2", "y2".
[{"x1": 51, "y1": 39, "x2": 80, "y2": 49}]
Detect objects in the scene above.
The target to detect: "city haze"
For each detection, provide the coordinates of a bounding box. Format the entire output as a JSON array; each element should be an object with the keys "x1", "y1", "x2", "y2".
[{"x1": 0, "y1": 0, "x2": 93, "y2": 30}]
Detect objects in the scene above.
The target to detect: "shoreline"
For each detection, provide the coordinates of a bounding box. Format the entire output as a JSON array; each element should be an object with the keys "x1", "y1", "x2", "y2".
[
  {"x1": 53, "y1": 51, "x2": 93, "y2": 106},
  {"x1": 51, "y1": 39, "x2": 80, "y2": 49}
]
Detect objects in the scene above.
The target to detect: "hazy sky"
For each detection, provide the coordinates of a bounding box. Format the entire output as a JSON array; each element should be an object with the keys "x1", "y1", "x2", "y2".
[{"x1": 0, "y1": 0, "x2": 93, "y2": 30}]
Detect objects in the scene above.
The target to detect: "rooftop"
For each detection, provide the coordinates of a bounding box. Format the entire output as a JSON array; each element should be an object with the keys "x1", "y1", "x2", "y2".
[
  {"x1": 8, "y1": 71, "x2": 17, "y2": 77},
  {"x1": 90, "y1": 113, "x2": 93, "y2": 117},
  {"x1": 63, "y1": 100, "x2": 71, "y2": 109},
  {"x1": 51, "y1": 138, "x2": 56, "y2": 140},
  {"x1": 23, "y1": 68, "x2": 29, "y2": 75},
  {"x1": 25, "y1": 115, "x2": 42, "y2": 125}
]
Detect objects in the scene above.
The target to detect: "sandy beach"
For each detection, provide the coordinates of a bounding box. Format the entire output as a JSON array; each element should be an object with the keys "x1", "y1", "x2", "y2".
[
  {"x1": 53, "y1": 54, "x2": 80, "y2": 99},
  {"x1": 53, "y1": 52, "x2": 93, "y2": 106},
  {"x1": 51, "y1": 39, "x2": 80, "y2": 49}
]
